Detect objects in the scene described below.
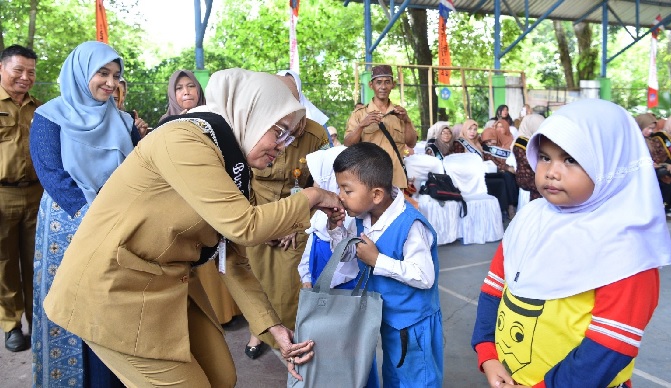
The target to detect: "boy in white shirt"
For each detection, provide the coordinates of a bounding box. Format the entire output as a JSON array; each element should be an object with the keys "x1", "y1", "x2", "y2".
[{"x1": 329, "y1": 142, "x2": 443, "y2": 387}]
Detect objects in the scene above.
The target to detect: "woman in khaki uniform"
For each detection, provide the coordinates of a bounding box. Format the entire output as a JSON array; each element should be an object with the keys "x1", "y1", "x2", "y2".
[
  {"x1": 244, "y1": 72, "x2": 330, "y2": 358},
  {"x1": 159, "y1": 69, "x2": 242, "y2": 327},
  {"x1": 43, "y1": 69, "x2": 343, "y2": 387},
  {"x1": 246, "y1": 113, "x2": 330, "y2": 356}
]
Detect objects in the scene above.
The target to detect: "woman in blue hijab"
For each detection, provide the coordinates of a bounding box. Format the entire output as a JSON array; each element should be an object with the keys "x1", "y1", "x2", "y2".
[{"x1": 29, "y1": 41, "x2": 140, "y2": 388}]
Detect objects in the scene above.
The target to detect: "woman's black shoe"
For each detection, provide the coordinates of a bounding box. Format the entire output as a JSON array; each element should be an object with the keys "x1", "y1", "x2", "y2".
[{"x1": 245, "y1": 342, "x2": 265, "y2": 359}]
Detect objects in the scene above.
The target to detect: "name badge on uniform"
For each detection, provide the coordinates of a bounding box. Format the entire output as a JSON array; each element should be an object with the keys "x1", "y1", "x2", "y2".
[
  {"x1": 217, "y1": 237, "x2": 227, "y2": 274},
  {"x1": 291, "y1": 167, "x2": 303, "y2": 195}
]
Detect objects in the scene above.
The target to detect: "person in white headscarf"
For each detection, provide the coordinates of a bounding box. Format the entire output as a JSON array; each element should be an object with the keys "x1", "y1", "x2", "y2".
[
  {"x1": 276, "y1": 69, "x2": 329, "y2": 126},
  {"x1": 472, "y1": 99, "x2": 671, "y2": 388},
  {"x1": 424, "y1": 121, "x2": 458, "y2": 160},
  {"x1": 43, "y1": 68, "x2": 344, "y2": 387}
]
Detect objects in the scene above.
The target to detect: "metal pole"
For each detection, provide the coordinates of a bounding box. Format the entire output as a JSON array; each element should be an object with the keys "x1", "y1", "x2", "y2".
[
  {"x1": 494, "y1": 0, "x2": 501, "y2": 70},
  {"x1": 194, "y1": 0, "x2": 203, "y2": 70},
  {"x1": 462, "y1": 69, "x2": 471, "y2": 118},
  {"x1": 428, "y1": 66, "x2": 433, "y2": 127},
  {"x1": 365, "y1": 0, "x2": 372, "y2": 65},
  {"x1": 601, "y1": 1, "x2": 608, "y2": 77},
  {"x1": 399, "y1": 66, "x2": 405, "y2": 105}
]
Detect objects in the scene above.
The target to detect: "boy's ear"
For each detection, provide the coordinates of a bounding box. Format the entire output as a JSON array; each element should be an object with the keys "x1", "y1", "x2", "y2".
[{"x1": 372, "y1": 187, "x2": 385, "y2": 204}]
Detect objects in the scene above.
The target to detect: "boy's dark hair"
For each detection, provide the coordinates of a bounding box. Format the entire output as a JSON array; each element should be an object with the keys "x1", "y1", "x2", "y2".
[
  {"x1": 333, "y1": 142, "x2": 393, "y2": 194},
  {"x1": 0, "y1": 45, "x2": 37, "y2": 63}
]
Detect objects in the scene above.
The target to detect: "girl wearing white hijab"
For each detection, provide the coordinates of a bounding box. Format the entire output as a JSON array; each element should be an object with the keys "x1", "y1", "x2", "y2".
[
  {"x1": 43, "y1": 68, "x2": 344, "y2": 387},
  {"x1": 472, "y1": 99, "x2": 671, "y2": 388}
]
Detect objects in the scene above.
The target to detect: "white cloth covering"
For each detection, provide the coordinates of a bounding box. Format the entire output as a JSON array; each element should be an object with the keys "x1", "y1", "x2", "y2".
[
  {"x1": 404, "y1": 154, "x2": 444, "y2": 184},
  {"x1": 504, "y1": 99, "x2": 671, "y2": 300},
  {"x1": 417, "y1": 195, "x2": 461, "y2": 245},
  {"x1": 443, "y1": 153, "x2": 503, "y2": 245},
  {"x1": 442, "y1": 153, "x2": 488, "y2": 196}
]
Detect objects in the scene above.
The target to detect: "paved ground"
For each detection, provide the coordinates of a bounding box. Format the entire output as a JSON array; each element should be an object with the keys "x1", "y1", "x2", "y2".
[{"x1": 2, "y1": 222, "x2": 671, "y2": 387}]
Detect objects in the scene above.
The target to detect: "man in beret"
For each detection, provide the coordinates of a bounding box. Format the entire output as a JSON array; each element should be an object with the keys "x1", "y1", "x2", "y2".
[{"x1": 344, "y1": 65, "x2": 417, "y2": 189}]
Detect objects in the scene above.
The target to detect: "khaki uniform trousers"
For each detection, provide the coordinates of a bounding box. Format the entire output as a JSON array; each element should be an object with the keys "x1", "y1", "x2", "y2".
[
  {"x1": 87, "y1": 297, "x2": 236, "y2": 388},
  {"x1": 0, "y1": 184, "x2": 42, "y2": 332}
]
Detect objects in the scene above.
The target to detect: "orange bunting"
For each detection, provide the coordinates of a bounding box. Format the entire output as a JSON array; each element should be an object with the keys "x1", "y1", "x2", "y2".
[
  {"x1": 96, "y1": 0, "x2": 109, "y2": 43},
  {"x1": 438, "y1": 16, "x2": 452, "y2": 85}
]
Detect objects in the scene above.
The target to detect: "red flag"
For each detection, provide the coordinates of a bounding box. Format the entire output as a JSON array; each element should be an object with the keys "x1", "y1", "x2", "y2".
[
  {"x1": 437, "y1": 0, "x2": 455, "y2": 84},
  {"x1": 648, "y1": 15, "x2": 662, "y2": 108},
  {"x1": 96, "y1": 0, "x2": 109, "y2": 43}
]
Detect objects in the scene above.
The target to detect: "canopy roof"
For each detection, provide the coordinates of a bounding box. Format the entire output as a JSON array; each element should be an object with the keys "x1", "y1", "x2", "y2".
[
  {"x1": 375, "y1": 0, "x2": 671, "y2": 28},
  {"x1": 345, "y1": 0, "x2": 671, "y2": 73}
]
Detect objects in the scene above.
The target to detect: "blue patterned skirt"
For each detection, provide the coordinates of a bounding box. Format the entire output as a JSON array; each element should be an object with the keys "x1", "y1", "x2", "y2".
[{"x1": 32, "y1": 194, "x2": 88, "y2": 387}]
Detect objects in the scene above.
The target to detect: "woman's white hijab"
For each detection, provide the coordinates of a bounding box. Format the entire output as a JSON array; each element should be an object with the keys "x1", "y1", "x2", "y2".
[
  {"x1": 503, "y1": 99, "x2": 671, "y2": 300},
  {"x1": 276, "y1": 70, "x2": 329, "y2": 126},
  {"x1": 190, "y1": 69, "x2": 305, "y2": 156},
  {"x1": 427, "y1": 121, "x2": 449, "y2": 140},
  {"x1": 517, "y1": 113, "x2": 545, "y2": 139}
]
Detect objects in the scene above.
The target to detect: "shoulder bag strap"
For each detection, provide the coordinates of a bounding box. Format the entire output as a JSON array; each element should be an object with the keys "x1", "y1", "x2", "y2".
[{"x1": 378, "y1": 122, "x2": 407, "y2": 177}]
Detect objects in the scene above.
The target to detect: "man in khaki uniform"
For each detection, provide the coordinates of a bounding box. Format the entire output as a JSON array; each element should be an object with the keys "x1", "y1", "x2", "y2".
[
  {"x1": 245, "y1": 73, "x2": 330, "y2": 357},
  {"x1": 0, "y1": 44, "x2": 41, "y2": 352},
  {"x1": 345, "y1": 65, "x2": 417, "y2": 189}
]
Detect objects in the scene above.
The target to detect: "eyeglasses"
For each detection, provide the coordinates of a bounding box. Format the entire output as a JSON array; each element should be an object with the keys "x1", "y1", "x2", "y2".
[{"x1": 272, "y1": 124, "x2": 296, "y2": 147}]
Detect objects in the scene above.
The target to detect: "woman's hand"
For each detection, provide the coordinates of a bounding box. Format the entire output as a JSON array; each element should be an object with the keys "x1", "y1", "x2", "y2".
[
  {"x1": 134, "y1": 113, "x2": 150, "y2": 138},
  {"x1": 482, "y1": 359, "x2": 514, "y2": 388},
  {"x1": 267, "y1": 324, "x2": 315, "y2": 381},
  {"x1": 302, "y1": 187, "x2": 343, "y2": 216},
  {"x1": 278, "y1": 232, "x2": 298, "y2": 250}
]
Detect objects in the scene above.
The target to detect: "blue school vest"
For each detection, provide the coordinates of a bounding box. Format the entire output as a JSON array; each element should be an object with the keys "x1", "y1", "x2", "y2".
[{"x1": 356, "y1": 203, "x2": 441, "y2": 330}]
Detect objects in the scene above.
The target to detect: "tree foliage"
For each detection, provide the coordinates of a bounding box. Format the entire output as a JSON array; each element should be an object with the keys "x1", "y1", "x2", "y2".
[{"x1": 1, "y1": 0, "x2": 666, "y2": 130}]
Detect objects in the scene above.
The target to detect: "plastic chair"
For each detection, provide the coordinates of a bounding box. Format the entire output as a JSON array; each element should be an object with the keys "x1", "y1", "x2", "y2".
[
  {"x1": 442, "y1": 153, "x2": 503, "y2": 245},
  {"x1": 407, "y1": 154, "x2": 461, "y2": 245}
]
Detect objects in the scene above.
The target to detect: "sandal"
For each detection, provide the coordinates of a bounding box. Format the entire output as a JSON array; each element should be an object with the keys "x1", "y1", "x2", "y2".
[{"x1": 245, "y1": 342, "x2": 265, "y2": 359}]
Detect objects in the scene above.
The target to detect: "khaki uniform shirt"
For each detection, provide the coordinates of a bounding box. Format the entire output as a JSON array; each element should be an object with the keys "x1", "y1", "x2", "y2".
[
  {"x1": 345, "y1": 100, "x2": 412, "y2": 188},
  {"x1": 0, "y1": 85, "x2": 40, "y2": 183}
]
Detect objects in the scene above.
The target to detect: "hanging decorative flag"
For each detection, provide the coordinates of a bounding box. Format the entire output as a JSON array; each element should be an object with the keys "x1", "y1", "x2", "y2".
[
  {"x1": 438, "y1": 0, "x2": 455, "y2": 85},
  {"x1": 95, "y1": 0, "x2": 109, "y2": 43},
  {"x1": 648, "y1": 14, "x2": 662, "y2": 109},
  {"x1": 289, "y1": 0, "x2": 300, "y2": 74}
]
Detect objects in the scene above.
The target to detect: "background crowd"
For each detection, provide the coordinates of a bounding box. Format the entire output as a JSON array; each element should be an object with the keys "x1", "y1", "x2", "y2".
[{"x1": 1, "y1": 39, "x2": 671, "y2": 388}]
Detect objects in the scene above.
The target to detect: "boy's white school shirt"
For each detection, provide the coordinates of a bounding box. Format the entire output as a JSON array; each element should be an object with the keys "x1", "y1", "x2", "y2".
[{"x1": 328, "y1": 187, "x2": 436, "y2": 289}]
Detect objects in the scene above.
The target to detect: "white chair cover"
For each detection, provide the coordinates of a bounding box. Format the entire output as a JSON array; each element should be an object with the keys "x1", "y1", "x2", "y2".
[
  {"x1": 404, "y1": 154, "x2": 444, "y2": 184},
  {"x1": 442, "y1": 153, "x2": 488, "y2": 196},
  {"x1": 410, "y1": 154, "x2": 460, "y2": 245},
  {"x1": 417, "y1": 195, "x2": 461, "y2": 245},
  {"x1": 414, "y1": 140, "x2": 427, "y2": 155},
  {"x1": 442, "y1": 154, "x2": 503, "y2": 244}
]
